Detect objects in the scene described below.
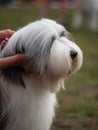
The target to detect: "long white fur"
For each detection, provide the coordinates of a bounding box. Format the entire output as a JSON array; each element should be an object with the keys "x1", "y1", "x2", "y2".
[{"x1": 0, "y1": 19, "x2": 83, "y2": 130}]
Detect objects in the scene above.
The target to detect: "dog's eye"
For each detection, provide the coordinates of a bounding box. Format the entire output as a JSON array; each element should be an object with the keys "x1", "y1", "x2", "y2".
[
  {"x1": 60, "y1": 31, "x2": 66, "y2": 37},
  {"x1": 60, "y1": 30, "x2": 73, "y2": 41}
]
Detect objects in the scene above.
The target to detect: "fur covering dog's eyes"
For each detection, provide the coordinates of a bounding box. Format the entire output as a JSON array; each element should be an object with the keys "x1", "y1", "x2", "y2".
[
  {"x1": 60, "y1": 31, "x2": 66, "y2": 37},
  {"x1": 51, "y1": 36, "x2": 56, "y2": 43},
  {"x1": 61, "y1": 30, "x2": 74, "y2": 42}
]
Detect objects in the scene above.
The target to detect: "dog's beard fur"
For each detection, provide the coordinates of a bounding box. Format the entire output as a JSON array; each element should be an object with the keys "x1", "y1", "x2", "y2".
[{"x1": 0, "y1": 19, "x2": 83, "y2": 130}]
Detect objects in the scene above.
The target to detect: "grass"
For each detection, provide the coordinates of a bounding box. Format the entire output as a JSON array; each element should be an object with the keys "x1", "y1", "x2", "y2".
[{"x1": 0, "y1": 5, "x2": 98, "y2": 130}]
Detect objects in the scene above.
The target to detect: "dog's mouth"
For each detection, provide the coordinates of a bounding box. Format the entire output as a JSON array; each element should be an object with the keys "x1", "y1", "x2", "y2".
[
  {"x1": 67, "y1": 57, "x2": 78, "y2": 76},
  {"x1": 67, "y1": 69, "x2": 72, "y2": 75}
]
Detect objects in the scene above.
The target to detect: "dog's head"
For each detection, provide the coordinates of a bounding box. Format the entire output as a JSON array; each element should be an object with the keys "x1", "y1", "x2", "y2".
[{"x1": 0, "y1": 19, "x2": 83, "y2": 87}]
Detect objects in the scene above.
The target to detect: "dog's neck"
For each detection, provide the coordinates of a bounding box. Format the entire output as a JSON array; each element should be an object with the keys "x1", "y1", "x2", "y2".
[{"x1": 1, "y1": 76, "x2": 57, "y2": 130}]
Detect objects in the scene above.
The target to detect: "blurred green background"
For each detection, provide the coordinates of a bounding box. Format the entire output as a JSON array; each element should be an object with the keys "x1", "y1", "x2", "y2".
[{"x1": 0, "y1": 4, "x2": 98, "y2": 130}]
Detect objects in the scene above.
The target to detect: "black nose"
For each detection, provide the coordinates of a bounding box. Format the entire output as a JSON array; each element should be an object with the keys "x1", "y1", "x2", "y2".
[{"x1": 70, "y1": 50, "x2": 78, "y2": 59}]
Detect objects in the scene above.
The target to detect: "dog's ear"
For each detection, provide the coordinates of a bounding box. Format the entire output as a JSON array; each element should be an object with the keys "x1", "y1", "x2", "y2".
[{"x1": 15, "y1": 41, "x2": 25, "y2": 54}]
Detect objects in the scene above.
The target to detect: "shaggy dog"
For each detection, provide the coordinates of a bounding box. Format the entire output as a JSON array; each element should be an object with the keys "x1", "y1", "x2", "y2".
[
  {"x1": 0, "y1": 19, "x2": 83, "y2": 130},
  {"x1": 72, "y1": 0, "x2": 98, "y2": 31}
]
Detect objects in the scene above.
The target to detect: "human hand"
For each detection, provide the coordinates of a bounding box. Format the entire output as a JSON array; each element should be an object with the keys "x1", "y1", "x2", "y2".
[
  {"x1": 0, "y1": 29, "x2": 15, "y2": 49},
  {"x1": 0, "y1": 29, "x2": 15, "y2": 42},
  {"x1": 0, "y1": 29, "x2": 28, "y2": 71}
]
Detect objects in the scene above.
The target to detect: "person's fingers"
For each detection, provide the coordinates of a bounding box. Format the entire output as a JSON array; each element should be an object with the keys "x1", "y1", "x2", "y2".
[
  {"x1": 1, "y1": 38, "x2": 9, "y2": 50},
  {"x1": 0, "y1": 29, "x2": 15, "y2": 43}
]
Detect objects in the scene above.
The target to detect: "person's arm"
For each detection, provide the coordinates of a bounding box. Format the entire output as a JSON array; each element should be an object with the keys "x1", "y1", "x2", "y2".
[{"x1": 0, "y1": 54, "x2": 24, "y2": 70}]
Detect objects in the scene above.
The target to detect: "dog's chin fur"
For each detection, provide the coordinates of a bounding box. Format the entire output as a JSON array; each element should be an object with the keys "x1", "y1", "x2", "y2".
[{"x1": 0, "y1": 19, "x2": 83, "y2": 130}]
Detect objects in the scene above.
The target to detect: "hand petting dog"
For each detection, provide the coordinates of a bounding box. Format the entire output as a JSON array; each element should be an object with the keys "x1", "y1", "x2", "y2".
[{"x1": 0, "y1": 29, "x2": 24, "y2": 70}]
